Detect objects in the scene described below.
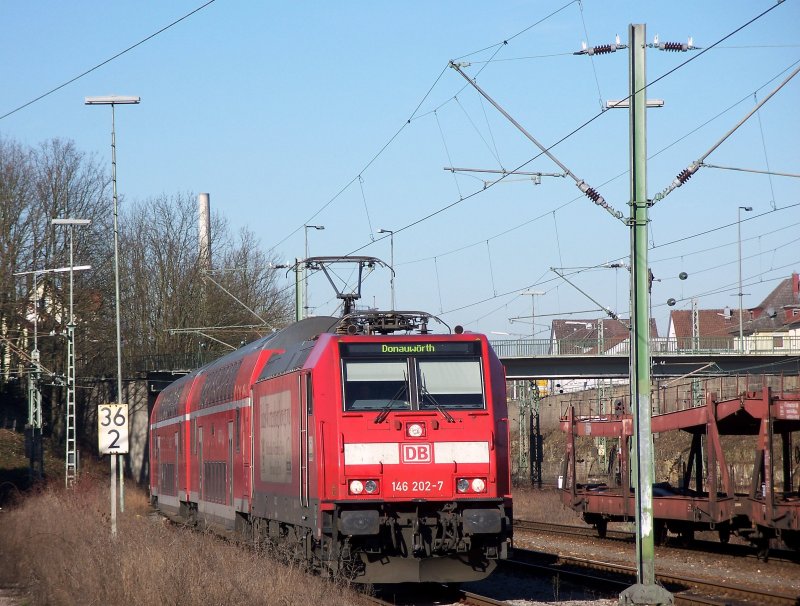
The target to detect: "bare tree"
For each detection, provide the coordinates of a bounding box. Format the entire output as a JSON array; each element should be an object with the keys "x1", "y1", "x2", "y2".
[
  {"x1": 1, "y1": 137, "x2": 293, "y2": 435},
  {"x1": 118, "y1": 193, "x2": 293, "y2": 369},
  {"x1": 0, "y1": 136, "x2": 110, "y2": 434}
]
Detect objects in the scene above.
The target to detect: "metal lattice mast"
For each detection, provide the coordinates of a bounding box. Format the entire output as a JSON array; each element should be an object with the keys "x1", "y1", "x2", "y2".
[
  {"x1": 52, "y1": 218, "x2": 91, "y2": 488},
  {"x1": 28, "y1": 349, "x2": 42, "y2": 429},
  {"x1": 65, "y1": 319, "x2": 76, "y2": 485},
  {"x1": 28, "y1": 347, "x2": 43, "y2": 478}
]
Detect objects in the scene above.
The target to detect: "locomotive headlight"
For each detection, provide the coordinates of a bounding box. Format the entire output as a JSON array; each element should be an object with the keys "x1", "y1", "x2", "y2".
[
  {"x1": 471, "y1": 478, "x2": 486, "y2": 493},
  {"x1": 406, "y1": 422, "x2": 425, "y2": 438},
  {"x1": 349, "y1": 480, "x2": 364, "y2": 495},
  {"x1": 364, "y1": 480, "x2": 379, "y2": 494},
  {"x1": 456, "y1": 478, "x2": 470, "y2": 493}
]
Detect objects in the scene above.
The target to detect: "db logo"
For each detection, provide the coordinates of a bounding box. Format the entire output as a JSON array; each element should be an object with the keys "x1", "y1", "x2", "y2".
[{"x1": 402, "y1": 443, "x2": 431, "y2": 463}]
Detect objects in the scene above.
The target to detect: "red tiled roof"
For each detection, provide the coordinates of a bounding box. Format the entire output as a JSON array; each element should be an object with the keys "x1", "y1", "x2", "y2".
[
  {"x1": 668, "y1": 308, "x2": 742, "y2": 339},
  {"x1": 668, "y1": 272, "x2": 800, "y2": 338},
  {"x1": 746, "y1": 273, "x2": 800, "y2": 334},
  {"x1": 550, "y1": 318, "x2": 658, "y2": 354}
]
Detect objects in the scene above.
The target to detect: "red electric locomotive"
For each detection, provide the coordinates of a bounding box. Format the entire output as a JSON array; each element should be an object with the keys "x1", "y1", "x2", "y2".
[{"x1": 150, "y1": 308, "x2": 512, "y2": 583}]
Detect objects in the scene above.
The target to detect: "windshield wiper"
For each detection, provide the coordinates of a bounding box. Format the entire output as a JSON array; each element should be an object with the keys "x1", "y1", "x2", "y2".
[
  {"x1": 374, "y1": 376, "x2": 408, "y2": 424},
  {"x1": 420, "y1": 381, "x2": 455, "y2": 423}
]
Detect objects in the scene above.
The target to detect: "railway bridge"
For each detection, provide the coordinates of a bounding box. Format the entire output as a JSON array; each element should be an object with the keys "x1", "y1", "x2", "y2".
[{"x1": 488, "y1": 336, "x2": 800, "y2": 379}]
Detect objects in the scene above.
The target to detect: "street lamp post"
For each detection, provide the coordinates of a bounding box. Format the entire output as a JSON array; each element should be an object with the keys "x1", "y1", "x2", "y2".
[
  {"x1": 377, "y1": 228, "x2": 395, "y2": 310},
  {"x1": 303, "y1": 225, "x2": 324, "y2": 318},
  {"x1": 737, "y1": 206, "x2": 753, "y2": 352},
  {"x1": 85, "y1": 94, "x2": 139, "y2": 533},
  {"x1": 51, "y1": 218, "x2": 91, "y2": 487}
]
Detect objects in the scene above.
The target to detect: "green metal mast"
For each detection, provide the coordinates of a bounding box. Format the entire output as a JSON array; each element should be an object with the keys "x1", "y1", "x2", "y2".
[{"x1": 620, "y1": 23, "x2": 672, "y2": 606}]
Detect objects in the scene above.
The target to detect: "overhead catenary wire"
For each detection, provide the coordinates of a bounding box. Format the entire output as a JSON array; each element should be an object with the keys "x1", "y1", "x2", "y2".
[
  {"x1": 699, "y1": 163, "x2": 800, "y2": 179},
  {"x1": 651, "y1": 218, "x2": 800, "y2": 264},
  {"x1": 278, "y1": 2, "x2": 576, "y2": 250},
  {"x1": 577, "y1": 0, "x2": 605, "y2": 111},
  {"x1": 294, "y1": 2, "x2": 786, "y2": 287},
  {"x1": 237, "y1": 4, "x2": 793, "y2": 324},
  {"x1": 449, "y1": 61, "x2": 624, "y2": 221},
  {"x1": 440, "y1": 206, "x2": 800, "y2": 320},
  {"x1": 486, "y1": 241, "x2": 498, "y2": 296},
  {"x1": 479, "y1": 95, "x2": 503, "y2": 166},
  {"x1": 753, "y1": 92, "x2": 778, "y2": 210},
  {"x1": 357, "y1": 176, "x2": 375, "y2": 240},
  {"x1": 455, "y1": 96, "x2": 504, "y2": 167},
  {"x1": 653, "y1": 62, "x2": 800, "y2": 203},
  {"x1": 403, "y1": 60, "x2": 800, "y2": 267},
  {"x1": 433, "y1": 258, "x2": 444, "y2": 314},
  {"x1": 435, "y1": 110, "x2": 463, "y2": 200},
  {"x1": 0, "y1": 0, "x2": 217, "y2": 121},
  {"x1": 453, "y1": 0, "x2": 579, "y2": 61}
]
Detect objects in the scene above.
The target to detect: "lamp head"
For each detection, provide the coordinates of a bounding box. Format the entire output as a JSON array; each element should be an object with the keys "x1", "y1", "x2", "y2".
[{"x1": 85, "y1": 96, "x2": 140, "y2": 105}]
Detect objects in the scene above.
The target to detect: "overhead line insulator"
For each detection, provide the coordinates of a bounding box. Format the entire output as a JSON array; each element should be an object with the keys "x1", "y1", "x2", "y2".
[{"x1": 676, "y1": 168, "x2": 694, "y2": 184}]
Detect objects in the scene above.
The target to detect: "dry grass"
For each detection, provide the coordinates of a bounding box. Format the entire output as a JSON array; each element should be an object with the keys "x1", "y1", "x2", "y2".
[
  {"x1": 511, "y1": 486, "x2": 583, "y2": 524},
  {"x1": 0, "y1": 476, "x2": 371, "y2": 606}
]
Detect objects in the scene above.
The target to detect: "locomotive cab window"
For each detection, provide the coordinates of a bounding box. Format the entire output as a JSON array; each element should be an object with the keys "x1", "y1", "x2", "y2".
[
  {"x1": 343, "y1": 360, "x2": 410, "y2": 411},
  {"x1": 418, "y1": 358, "x2": 484, "y2": 409}
]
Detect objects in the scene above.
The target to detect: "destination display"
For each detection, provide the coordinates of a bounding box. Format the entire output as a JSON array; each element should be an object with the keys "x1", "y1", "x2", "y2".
[{"x1": 341, "y1": 341, "x2": 480, "y2": 357}]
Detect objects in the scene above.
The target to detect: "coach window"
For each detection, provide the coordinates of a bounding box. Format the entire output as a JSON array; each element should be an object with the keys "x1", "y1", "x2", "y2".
[
  {"x1": 305, "y1": 375, "x2": 313, "y2": 415},
  {"x1": 235, "y1": 408, "x2": 240, "y2": 453},
  {"x1": 343, "y1": 360, "x2": 410, "y2": 411},
  {"x1": 417, "y1": 358, "x2": 485, "y2": 409}
]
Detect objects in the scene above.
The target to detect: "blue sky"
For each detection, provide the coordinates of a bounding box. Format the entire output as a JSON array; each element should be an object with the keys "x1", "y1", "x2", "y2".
[{"x1": 2, "y1": 1, "x2": 798, "y2": 338}]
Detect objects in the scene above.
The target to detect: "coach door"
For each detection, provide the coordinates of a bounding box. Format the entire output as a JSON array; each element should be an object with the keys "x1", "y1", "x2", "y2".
[
  {"x1": 228, "y1": 420, "x2": 234, "y2": 506},
  {"x1": 155, "y1": 435, "x2": 161, "y2": 493},
  {"x1": 198, "y1": 427, "x2": 204, "y2": 500},
  {"x1": 299, "y1": 373, "x2": 311, "y2": 507},
  {"x1": 173, "y1": 430, "x2": 179, "y2": 495}
]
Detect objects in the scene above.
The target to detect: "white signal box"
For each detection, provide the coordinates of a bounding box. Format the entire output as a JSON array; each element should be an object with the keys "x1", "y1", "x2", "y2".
[{"x1": 98, "y1": 404, "x2": 129, "y2": 454}]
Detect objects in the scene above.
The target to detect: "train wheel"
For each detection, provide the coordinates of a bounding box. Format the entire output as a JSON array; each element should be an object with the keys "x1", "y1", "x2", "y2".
[
  {"x1": 718, "y1": 525, "x2": 731, "y2": 545},
  {"x1": 596, "y1": 519, "x2": 608, "y2": 539},
  {"x1": 755, "y1": 529, "x2": 771, "y2": 562}
]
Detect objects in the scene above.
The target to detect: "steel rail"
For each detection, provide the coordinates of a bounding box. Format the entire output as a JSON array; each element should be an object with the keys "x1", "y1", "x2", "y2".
[
  {"x1": 508, "y1": 551, "x2": 798, "y2": 606},
  {"x1": 514, "y1": 518, "x2": 800, "y2": 564}
]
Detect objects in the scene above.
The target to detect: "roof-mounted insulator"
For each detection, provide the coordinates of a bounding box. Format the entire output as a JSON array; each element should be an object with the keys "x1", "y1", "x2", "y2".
[{"x1": 677, "y1": 168, "x2": 693, "y2": 184}]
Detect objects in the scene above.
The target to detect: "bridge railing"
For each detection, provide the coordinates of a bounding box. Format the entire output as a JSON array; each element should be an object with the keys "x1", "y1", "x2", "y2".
[{"x1": 489, "y1": 335, "x2": 800, "y2": 357}]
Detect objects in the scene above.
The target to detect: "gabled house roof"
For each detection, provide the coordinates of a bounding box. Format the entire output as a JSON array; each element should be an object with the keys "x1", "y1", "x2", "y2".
[
  {"x1": 550, "y1": 318, "x2": 658, "y2": 354},
  {"x1": 668, "y1": 308, "x2": 743, "y2": 340},
  {"x1": 744, "y1": 272, "x2": 800, "y2": 335},
  {"x1": 667, "y1": 272, "x2": 800, "y2": 339}
]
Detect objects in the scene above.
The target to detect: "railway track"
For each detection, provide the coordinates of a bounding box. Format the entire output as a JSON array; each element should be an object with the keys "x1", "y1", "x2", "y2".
[
  {"x1": 511, "y1": 550, "x2": 799, "y2": 606},
  {"x1": 365, "y1": 589, "x2": 509, "y2": 606},
  {"x1": 515, "y1": 518, "x2": 634, "y2": 541},
  {"x1": 160, "y1": 510, "x2": 796, "y2": 605},
  {"x1": 515, "y1": 518, "x2": 800, "y2": 564}
]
